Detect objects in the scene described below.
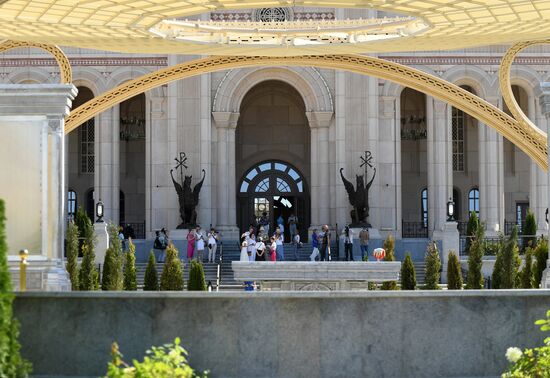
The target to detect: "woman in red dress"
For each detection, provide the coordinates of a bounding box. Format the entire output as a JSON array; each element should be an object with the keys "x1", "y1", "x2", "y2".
[
  {"x1": 269, "y1": 236, "x2": 277, "y2": 262},
  {"x1": 186, "y1": 228, "x2": 196, "y2": 260}
]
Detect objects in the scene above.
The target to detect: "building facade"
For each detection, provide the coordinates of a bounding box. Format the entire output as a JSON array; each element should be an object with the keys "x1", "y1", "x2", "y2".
[{"x1": 3, "y1": 8, "x2": 548, "y2": 246}]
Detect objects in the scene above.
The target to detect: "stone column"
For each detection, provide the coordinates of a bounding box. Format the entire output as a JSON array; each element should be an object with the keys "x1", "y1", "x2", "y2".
[
  {"x1": 0, "y1": 84, "x2": 76, "y2": 291},
  {"x1": 427, "y1": 97, "x2": 458, "y2": 282},
  {"x1": 530, "y1": 95, "x2": 548, "y2": 235},
  {"x1": 212, "y1": 111, "x2": 240, "y2": 239},
  {"x1": 478, "y1": 97, "x2": 505, "y2": 235},
  {"x1": 537, "y1": 82, "x2": 550, "y2": 287},
  {"x1": 307, "y1": 111, "x2": 333, "y2": 229}
]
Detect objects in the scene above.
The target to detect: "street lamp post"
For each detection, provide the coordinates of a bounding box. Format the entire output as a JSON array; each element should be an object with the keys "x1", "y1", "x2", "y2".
[
  {"x1": 447, "y1": 198, "x2": 455, "y2": 222},
  {"x1": 19, "y1": 249, "x2": 28, "y2": 292},
  {"x1": 96, "y1": 199, "x2": 104, "y2": 223}
]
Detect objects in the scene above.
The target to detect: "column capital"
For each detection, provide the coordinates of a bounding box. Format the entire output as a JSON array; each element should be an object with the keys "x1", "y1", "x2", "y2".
[
  {"x1": 536, "y1": 82, "x2": 550, "y2": 118},
  {"x1": 0, "y1": 84, "x2": 76, "y2": 117},
  {"x1": 212, "y1": 111, "x2": 239, "y2": 129},
  {"x1": 430, "y1": 97, "x2": 448, "y2": 114},
  {"x1": 46, "y1": 115, "x2": 64, "y2": 133},
  {"x1": 306, "y1": 111, "x2": 333, "y2": 128}
]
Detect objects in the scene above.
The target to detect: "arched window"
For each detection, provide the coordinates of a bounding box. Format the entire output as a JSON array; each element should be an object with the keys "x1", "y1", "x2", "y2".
[
  {"x1": 421, "y1": 188, "x2": 428, "y2": 228},
  {"x1": 67, "y1": 190, "x2": 77, "y2": 220},
  {"x1": 468, "y1": 188, "x2": 479, "y2": 216},
  {"x1": 79, "y1": 119, "x2": 94, "y2": 174}
]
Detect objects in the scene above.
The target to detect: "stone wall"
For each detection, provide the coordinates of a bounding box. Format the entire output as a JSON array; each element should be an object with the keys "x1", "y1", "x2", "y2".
[{"x1": 13, "y1": 291, "x2": 550, "y2": 377}]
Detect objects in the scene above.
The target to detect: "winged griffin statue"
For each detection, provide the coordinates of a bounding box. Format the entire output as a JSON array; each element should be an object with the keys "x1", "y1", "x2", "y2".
[
  {"x1": 170, "y1": 152, "x2": 206, "y2": 228},
  {"x1": 340, "y1": 166, "x2": 376, "y2": 226}
]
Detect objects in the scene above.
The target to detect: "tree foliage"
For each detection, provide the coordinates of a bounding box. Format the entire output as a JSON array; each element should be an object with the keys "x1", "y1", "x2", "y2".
[
  {"x1": 534, "y1": 237, "x2": 549, "y2": 288},
  {"x1": 187, "y1": 260, "x2": 207, "y2": 291},
  {"x1": 160, "y1": 244, "x2": 184, "y2": 291},
  {"x1": 520, "y1": 245, "x2": 535, "y2": 289},
  {"x1": 143, "y1": 251, "x2": 159, "y2": 291},
  {"x1": 381, "y1": 235, "x2": 398, "y2": 290},
  {"x1": 447, "y1": 251, "x2": 463, "y2": 290},
  {"x1": 400, "y1": 253, "x2": 416, "y2": 290},
  {"x1": 499, "y1": 226, "x2": 521, "y2": 289},
  {"x1": 66, "y1": 221, "x2": 79, "y2": 291},
  {"x1": 492, "y1": 236, "x2": 505, "y2": 289},
  {"x1": 0, "y1": 199, "x2": 32, "y2": 377},
  {"x1": 75, "y1": 206, "x2": 93, "y2": 255},
  {"x1": 123, "y1": 239, "x2": 137, "y2": 291},
  {"x1": 523, "y1": 210, "x2": 538, "y2": 252},
  {"x1": 102, "y1": 223, "x2": 123, "y2": 291},
  {"x1": 466, "y1": 211, "x2": 479, "y2": 254},
  {"x1": 466, "y1": 223, "x2": 485, "y2": 289},
  {"x1": 424, "y1": 242, "x2": 441, "y2": 290},
  {"x1": 79, "y1": 243, "x2": 99, "y2": 291}
]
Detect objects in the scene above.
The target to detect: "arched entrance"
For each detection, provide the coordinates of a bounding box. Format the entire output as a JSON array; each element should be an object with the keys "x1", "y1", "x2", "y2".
[{"x1": 238, "y1": 161, "x2": 310, "y2": 242}]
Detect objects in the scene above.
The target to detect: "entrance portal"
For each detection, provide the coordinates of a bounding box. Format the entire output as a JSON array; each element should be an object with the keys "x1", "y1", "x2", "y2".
[{"x1": 238, "y1": 161, "x2": 309, "y2": 242}]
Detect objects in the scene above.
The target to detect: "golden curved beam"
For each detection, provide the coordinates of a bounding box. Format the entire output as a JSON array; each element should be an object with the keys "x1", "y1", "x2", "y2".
[
  {"x1": 66, "y1": 54, "x2": 548, "y2": 170},
  {"x1": 0, "y1": 40, "x2": 72, "y2": 83},
  {"x1": 500, "y1": 39, "x2": 550, "y2": 135}
]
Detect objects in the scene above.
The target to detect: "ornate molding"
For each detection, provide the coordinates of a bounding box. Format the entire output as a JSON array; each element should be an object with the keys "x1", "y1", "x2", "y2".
[{"x1": 0, "y1": 57, "x2": 167, "y2": 68}]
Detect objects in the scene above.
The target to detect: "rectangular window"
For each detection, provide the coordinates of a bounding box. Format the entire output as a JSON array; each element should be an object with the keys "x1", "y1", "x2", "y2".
[
  {"x1": 79, "y1": 119, "x2": 95, "y2": 174},
  {"x1": 452, "y1": 107, "x2": 465, "y2": 172}
]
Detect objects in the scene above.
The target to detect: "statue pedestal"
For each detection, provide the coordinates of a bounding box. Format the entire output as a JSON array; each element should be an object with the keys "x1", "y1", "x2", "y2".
[{"x1": 94, "y1": 223, "x2": 109, "y2": 269}]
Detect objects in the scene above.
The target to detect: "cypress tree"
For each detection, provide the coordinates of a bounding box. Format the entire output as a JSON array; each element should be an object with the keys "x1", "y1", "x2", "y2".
[
  {"x1": 500, "y1": 226, "x2": 520, "y2": 289},
  {"x1": 102, "y1": 223, "x2": 123, "y2": 291},
  {"x1": 187, "y1": 260, "x2": 207, "y2": 291},
  {"x1": 123, "y1": 239, "x2": 137, "y2": 291},
  {"x1": 160, "y1": 244, "x2": 184, "y2": 291},
  {"x1": 0, "y1": 199, "x2": 32, "y2": 377},
  {"x1": 465, "y1": 211, "x2": 479, "y2": 254},
  {"x1": 400, "y1": 253, "x2": 416, "y2": 290},
  {"x1": 424, "y1": 242, "x2": 441, "y2": 290},
  {"x1": 143, "y1": 251, "x2": 159, "y2": 291},
  {"x1": 75, "y1": 206, "x2": 93, "y2": 255},
  {"x1": 491, "y1": 236, "x2": 505, "y2": 289},
  {"x1": 534, "y1": 237, "x2": 549, "y2": 287},
  {"x1": 466, "y1": 224, "x2": 485, "y2": 289},
  {"x1": 447, "y1": 251, "x2": 463, "y2": 290},
  {"x1": 66, "y1": 221, "x2": 79, "y2": 291},
  {"x1": 381, "y1": 235, "x2": 398, "y2": 290},
  {"x1": 79, "y1": 243, "x2": 98, "y2": 291},
  {"x1": 523, "y1": 210, "x2": 537, "y2": 252},
  {"x1": 520, "y1": 245, "x2": 535, "y2": 289}
]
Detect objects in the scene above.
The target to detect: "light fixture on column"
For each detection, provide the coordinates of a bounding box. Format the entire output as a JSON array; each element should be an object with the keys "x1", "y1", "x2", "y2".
[
  {"x1": 96, "y1": 199, "x2": 104, "y2": 223},
  {"x1": 447, "y1": 198, "x2": 455, "y2": 221}
]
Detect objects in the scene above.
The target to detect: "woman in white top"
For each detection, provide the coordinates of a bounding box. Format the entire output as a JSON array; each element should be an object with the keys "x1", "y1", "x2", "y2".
[
  {"x1": 247, "y1": 233, "x2": 256, "y2": 261},
  {"x1": 255, "y1": 237, "x2": 266, "y2": 261},
  {"x1": 240, "y1": 241, "x2": 249, "y2": 262},
  {"x1": 207, "y1": 229, "x2": 218, "y2": 263},
  {"x1": 196, "y1": 230, "x2": 205, "y2": 262}
]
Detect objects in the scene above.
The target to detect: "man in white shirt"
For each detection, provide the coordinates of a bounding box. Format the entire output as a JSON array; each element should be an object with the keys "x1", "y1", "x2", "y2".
[
  {"x1": 207, "y1": 228, "x2": 219, "y2": 263},
  {"x1": 274, "y1": 227, "x2": 284, "y2": 260}
]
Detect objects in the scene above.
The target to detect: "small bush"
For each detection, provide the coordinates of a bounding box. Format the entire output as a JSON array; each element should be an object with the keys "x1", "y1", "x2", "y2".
[
  {"x1": 381, "y1": 235, "x2": 398, "y2": 290},
  {"x1": 160, "y1": 244, "x2": 184, "y2": 291},
  {"x1": 466, "y1": 224, "x2": 485, "y2": 289},
  {"x1": 79, "y1": 243, "x2": 98, "y2": 291},
  {"x1": 102, "y1": 223, "x2": 123, "y2": 291},
  {"x1": 123, "y1": 239, "x2": 137, "y2": 291},
  {"x1": 447, "y1": 251, "x2": 463, "y2": 290},
  {"x1": 465, "y1": 212, "x2": 479, "y2": 254},
  {"x1": 143, "y1": 251, "x2": 159, "y2": 291},
  {"x1": 400, "y1": 253, "x2": 416, "y2": 290},
  {"x1": 424, "y1": 242, "x2": 441, "y2": 290},
  {"x1": 75, "y1": 206, "x2": 93, "y2": 255},
  {"x1": 106, "y1": 337, "x2": 208, "y2": 377},
  {"x1": 66, "y1": 221, "x2": 79, "y2": 291},
  {"x1": 499, "y1": 226, "x2": 521, "y2": 289},
  {"x1": 534, "y1": 237, "x2": 549, "y2": 287},
  {"x1": 520, "y1": 245, "x2": 535, "y2": 289},
  {"x1": 187, "y1": 260, "x2": 206, "y2": 291},
  {"x1": 523, "y1": 210, "x2": 538, "y2": 252},
  {"x1": 492, "y1": 236, "x2": 505, "y2": 289}
]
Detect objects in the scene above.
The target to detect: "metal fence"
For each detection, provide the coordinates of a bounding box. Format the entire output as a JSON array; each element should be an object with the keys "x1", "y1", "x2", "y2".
[
  {"x1": 459, "y1": 234, "x2": 540, "y2": 255},
  {"x1": 402, "y1": 221, "x2": 428, "y2": 238}
]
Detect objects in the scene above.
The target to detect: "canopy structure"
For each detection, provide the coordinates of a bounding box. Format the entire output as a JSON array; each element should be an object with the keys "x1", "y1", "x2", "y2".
[{"x1": 1, "y1": 1, "x2": 550, "y2": 56}]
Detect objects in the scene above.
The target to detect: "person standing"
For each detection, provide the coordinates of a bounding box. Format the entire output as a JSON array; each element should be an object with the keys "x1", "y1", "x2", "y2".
[
  {"x1": 319, "y1": 225, "x2": 330, "y2": 261},
  {"x1": 186, "y1": 228, "x2": 196, "y2": 260},
  {"x1": 275, "y1": 228, "x2": 285, "y2": 261},
  {"x1": 247, "y1": 232, "x2": 256, "y2": 262},
  {"x1": 359, "y1": 227, "x2": 369, "y2": 261},
  {"x1": 342, "y1": 225, "x2": 354, "y2": 261},
  {"x1": 255, "y1": 237, "x2": 266, "y2": 261},
  {"x1": 277, "y1": 215, "x2": 285, "y2": 242},
  {"x1": 259, "y1": 212, "x2": 270, "y2": 238},
  {"x1": 292, "y1": 229, "x2": 301, "y2": 261},
  {"x1": 153, "y1": 230, "x2": 166, "y2": 263},
  {"x1": 310, "y1": 228, "x2": 320, "y2": 261},
  {"x1": 207, "y1": 228, "x2": 218, "y2": 263},
  {"x1": 195, "y1": 226, "x2": 205, "y2": 262},
  {"x1": 269, "y1": 236, "x2": 277, "y2": 261},
  {"x1": 240, "y1": 240, "x2": 249, "y2": 261},
  {"x1": 288, "y1": 213, "x2": 298, "y2": 241}
]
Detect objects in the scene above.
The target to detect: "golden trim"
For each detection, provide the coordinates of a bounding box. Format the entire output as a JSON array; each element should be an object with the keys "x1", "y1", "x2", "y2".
[
  {"x1": 0, "y1": 40, "x2": 72, "y2": 84},
  {"x1": 65, "y1": 54, "x2": 548, "y2": 170}
]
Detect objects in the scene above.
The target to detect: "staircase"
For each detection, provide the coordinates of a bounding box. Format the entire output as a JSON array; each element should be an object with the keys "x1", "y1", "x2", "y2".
[{"x1": 413, "y1": 262, "x2": 426, "y2": 285}]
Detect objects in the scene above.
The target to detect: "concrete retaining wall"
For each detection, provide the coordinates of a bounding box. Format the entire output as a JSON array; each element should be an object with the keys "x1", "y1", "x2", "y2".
[{"x1": 13, "y1": 291, "x2": 550, "y2": 378}]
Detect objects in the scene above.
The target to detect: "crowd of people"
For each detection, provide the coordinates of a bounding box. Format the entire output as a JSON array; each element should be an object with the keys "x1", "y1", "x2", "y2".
[{"x1": 151, "y1": 226, "x2": 221, "y2": 264}]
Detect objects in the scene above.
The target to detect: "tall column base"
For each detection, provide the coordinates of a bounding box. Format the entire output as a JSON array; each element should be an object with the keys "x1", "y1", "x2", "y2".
[
  {"x1": 8, "y1": 259, "x2": 70, "y2": 291},
  {"x1": 94, "y1": 223, "x2": 109, "y2": 268},
  {"x1": 432, "y1": 221, "x2": 459, "y2": 284}
]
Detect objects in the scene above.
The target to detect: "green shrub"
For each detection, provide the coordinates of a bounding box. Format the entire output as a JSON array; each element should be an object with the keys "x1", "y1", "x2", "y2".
[
  {"x1": 144, "y1": 251, "x2": 159, "y2": 291},
  {"x1": 400, "y1": 253, "x2": 416, "y2": 290},
  {"x1": 520, "y1": 246, "x2": 535, "y2": 289},
  {"x1": 367, "y1": 282, "x2": 376, "y2": 290},
  {"x1": 79, "y1": 243, "x2": 98, "y2": 291},
  {"x1": 534, "y1": 237, "x2": 548, "y2": 288},
  {"x1": 66, "y1": 221, "x2": 79, "y2": 291},
  {"x1": 523, "y1": 210, "x2": 537, "y2": 251},
  {"x1": 160, "y1": 244, "x2": 184, "y2": 291},
  {"x1": 424, "y1": 242, "x2": 441, "y2": 290},
  {"x1": 502, "y1": 310, "x2": 550, "y2": 377},
  {"x1": 499, "y1": 226, "x2": 521, "y2": 289},
  {"x1": 75, "y1": 206, "x2": 93, "y2": 255},
  {"x1": 106, "y1": 337, "x2": 208, "y2": 378},
  {"x1": 123, "y1": 239, "x2": 137, "y2": 291},
  {"x1": 187, "y1": 260, "x2": 206, "y2": 291},
  {"x1": 466, "y1": 224, "x2": 485, "y2": 289},
  {"x1": 447, "y1": 251, "x2": 463, "y2": 290},
  {"x1": 465, "y1": 211, "x2": 479, "y2": 254},
  {"x1": 0, "y1": 199, "x2": 32, "y2": 377},
  {"x1": 492, "y1": 236, "x2": 505, "y2": 289},
  {"x1": 381, "y1": 235, "x2": 398, "y2": 290},
  {"x1": 102, "y1": 223, "x2": 123, "y2": 291}
]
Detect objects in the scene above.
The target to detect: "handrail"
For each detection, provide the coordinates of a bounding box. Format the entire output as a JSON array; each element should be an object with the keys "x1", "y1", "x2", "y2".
[{"x1": 215, "y1": 241, "x2": 223, "y2": 292}]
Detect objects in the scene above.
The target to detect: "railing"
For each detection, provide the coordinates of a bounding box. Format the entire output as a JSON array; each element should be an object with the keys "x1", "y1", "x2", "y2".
[
  {"x1": 504, "y1": 221, "x2": 526, "y2": 235},
  {"x1": 459, "y1": 234, "x2": 540, "y2": 255},
  {"x1": 457, "y1": 221, "x2": 468, "y2": 236},
  {"x1": 123, "y1": 222, "x2": 146, "y2": 239},
  {"x1": 215, "y1": 242, "x2": 223, "y2": 291},
  {"x1": 402, "y1": 221, "x2": 428, "y2": 238}
]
